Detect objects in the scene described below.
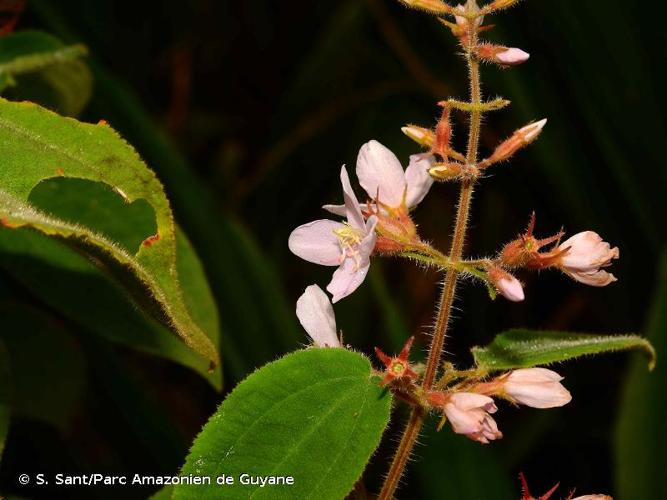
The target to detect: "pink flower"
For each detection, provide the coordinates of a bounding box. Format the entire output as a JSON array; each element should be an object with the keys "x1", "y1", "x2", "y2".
[
  {"x1": 442, "y1": 393, "x2": 503, "y2": 444},
  {"x1": 558, "y1": 231, "x2": 619, "y2": 286},
  {"x1": 488, "y1": 266, "x2": 525, "y2": 302},
  {"x1": 570, "y1": 496, "x2": 612, "y2": 500},
  {"x1": 324, "y1": 140, "x2": 435, "y2": 215},
  {"x1": 295, "y1": 285, "x2": 341, "y2": 348},
  {"x1": 503, "y1": 368, "x2": 572, "y2": 408},
  {"x1": 289, "y1": 166, "x2": 378, "y2": 302}
]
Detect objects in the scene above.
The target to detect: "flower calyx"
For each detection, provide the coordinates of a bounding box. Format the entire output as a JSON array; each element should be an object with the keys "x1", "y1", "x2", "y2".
[
  {"x1": 374, "y1": 336, "x2": 420, "y2": 387},
  {"x1": 499, "y1": 212, "x2": 567, "y2": 270}
]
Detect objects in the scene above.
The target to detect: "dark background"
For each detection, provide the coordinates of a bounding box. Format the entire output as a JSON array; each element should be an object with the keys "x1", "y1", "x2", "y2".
[{"x1": 0, "y1": 0, "x2": 665, "y2": 498}]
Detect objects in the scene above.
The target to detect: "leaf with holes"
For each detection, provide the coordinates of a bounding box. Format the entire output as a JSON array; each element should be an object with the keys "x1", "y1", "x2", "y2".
[
  {"x1": 0, "y1": 97, "x2": 219, "y2": 369},
  {"x1": 472, "y1": 329, "x2": 655, "y2": 372},
  {"x1": 174, "y1": 348, "x2": 392, "y2": 500}
]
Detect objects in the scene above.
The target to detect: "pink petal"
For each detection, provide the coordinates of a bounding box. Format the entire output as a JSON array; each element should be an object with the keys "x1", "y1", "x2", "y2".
[
  {"x1": 564, "y1": 268, "x2": 617, "y2": 287},
  {"x1": 404, "y1": 153, "x2": 435, "y2": 208},
  {"x1": 449, "y1": 392, "x2": 497, "y2": 412},
  {"x1": 288, "y1": 219, "x2": 344, "y2": 266},
  {"x1": 357, "y1": 140, "x2": 407, "y2": 208},
  {"x1": 559, "y1": 231, "x2": 619, "y2": 271},
  {"x1": 327, "y1": 257, "x2": 371, "y2": 303},
  {"x1": 340, "y1": 166, "x2": 365, "y2": 230},
  {"x1": 322, "y1": 203, "x2": 347, "y2": 217},
  {"x1": 443, "y1": 403, "x2": 484, "y2": 435},
  {"x1": 296, "y1": 285, "x2": 340, "y2": 348}
]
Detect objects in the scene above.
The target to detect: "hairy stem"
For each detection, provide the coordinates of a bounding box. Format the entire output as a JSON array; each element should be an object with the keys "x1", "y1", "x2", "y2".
[{"x1": 378, "y1": 19, "x2": 482, "y2": 500}]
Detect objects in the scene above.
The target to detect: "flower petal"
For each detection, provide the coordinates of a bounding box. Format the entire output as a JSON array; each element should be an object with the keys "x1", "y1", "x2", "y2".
[
  {"x1": 443, "y1": 403, "x2": 484, "y2": 435},
  {"x1": 449, "y1": 392, "x2": 497, "y2": 412},
  {"x1": 559, "y1": 231, "x2": 619, "y2": 271},
  {"x1": 296, "y1": 285, "x2": 340, "y2": 348},
  {"x1": 340, "y1": 166, "x2": 365, "y2": 230},
  {"x1": 564, "y1": 268, "x2": 617, "y2": 287},
  {"x1": 404, "y1": 153, "x2": 435, "y2": 208},
  {"x1": 288, "y1": 219, "x2": 344, "y2": 266},
  {"x1": 322, "y1": 203, "x2": 347, "y2": 217},
  {"x1": 327, "y1": 256, "x2": 371, "y2": 303},
  {"x1": 357, "y1": 140, "x2": 407, "y2": 207}
]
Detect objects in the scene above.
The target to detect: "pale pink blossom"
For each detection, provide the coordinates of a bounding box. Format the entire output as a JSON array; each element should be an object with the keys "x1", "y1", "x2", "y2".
[
  {"x1": 488, "y1": 267, "x2": 525, "y2": 302},
  {"x1": 558, "y1": 231, "x2": 619, "y2": 286},
  {"x1": 443, "y1": 392, "x2": 503, "y2": 444},
  {"x1": 296, "y1": 285, "x2": 341, "y2": 348},
  {"x1": 324, "y1": 140, "x2": 435, "y2": 215},
  {"x1": 503, "y1": 368, "x2": 572, "y2": 408},
  {"x1": 289, "y1": 166, "x2": 378, "y2": 302},
  {"x1": 570, "y1": 496, "x2": 612, "y2": 500},
  {"x1": 496, "y1": 47, "x2": 530, "y2": 65}
]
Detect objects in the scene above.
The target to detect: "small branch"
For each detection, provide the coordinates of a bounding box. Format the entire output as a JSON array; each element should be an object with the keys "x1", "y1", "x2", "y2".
[{"x1": 377, "y1": 408, "x2": 425, "y2": 500}]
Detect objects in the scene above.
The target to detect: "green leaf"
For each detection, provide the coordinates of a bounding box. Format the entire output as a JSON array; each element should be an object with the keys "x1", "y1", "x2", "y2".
[
  {"x1": 0, "y1": 340, "x2": 10, "y2": 461},
  {"x1": 0, "y1": 31, "x2": 91, "y2": 116},
  {"x1": 0, "y1": 98, "x2": 219, "y2": 370},
  {"x1": 615, "y1": 251, "x2": 667, "y2": 500},
  {"x1": 472, "y1": 329, "x2": 656, "y2": 372},
  {"x1": 174, "y1": 348, "x2": 392, "y2": 500}
]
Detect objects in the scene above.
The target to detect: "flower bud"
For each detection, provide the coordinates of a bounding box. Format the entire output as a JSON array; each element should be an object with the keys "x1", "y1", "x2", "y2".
[
  {"x1": 503, "y1": 368, "x2": 572, "y2": 408},
  {"x1": 482, "y1": 118, "x2": 546, "y2": 166},
  {"x1": 488, "y1": 266, "x2": 524, "y2": 302},
  {"x1": 399, "y1": 0, "x2": 454, "y2": 14},
  {"x1": 477, "y1": 44, "x2": 530, "y2": 66},
  {"x1": 429, "y1": 162, "x2": 463, "y2": 181},
  {"x1": 485, "y1": 0, "x2": 521, "y2": 12},
  {"x1": 401, "y1": 125, "x2": 435, "y2": 148}
]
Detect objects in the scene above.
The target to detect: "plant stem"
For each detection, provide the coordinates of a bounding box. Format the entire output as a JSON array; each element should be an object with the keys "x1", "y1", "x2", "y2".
[{"x1": 378, "y1": 20, "x2": 482, "y2": 500}]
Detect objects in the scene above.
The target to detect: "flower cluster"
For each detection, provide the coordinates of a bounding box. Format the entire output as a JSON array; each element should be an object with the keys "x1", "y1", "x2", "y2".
[
  {"x1": 373, "y1": 337, "x2": 571, "y2": 444},
  {"x1": 287, "y1": 0, "x2": 624, "y2": 496}
]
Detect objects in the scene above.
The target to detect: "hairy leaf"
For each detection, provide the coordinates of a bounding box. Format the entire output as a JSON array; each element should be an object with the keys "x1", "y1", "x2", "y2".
[
  {"x1": 615, "y1": 252, "x2": 667, "y2": 500},
  {"x1": 174, "y1": 349, "x2": 392, "y2": 500},
  {"x1": 472, "y1": 329, "x2": 655, "y2": 372},
  {"x1": 0, "y1": 31, "x2": 91, "y2": 116},
  {"x1": 0, "y1": 98, "x2": 219, "y2": 369}
]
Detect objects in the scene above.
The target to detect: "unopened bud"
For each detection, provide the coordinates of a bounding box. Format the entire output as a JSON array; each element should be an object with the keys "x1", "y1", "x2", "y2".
[
  {"x1": 399, "y1": 0, "x2": 454, "y2": 14},
  {"x1": 401, "y1": 125, "x2": 435, "y2": 148},
  {"x1": 488, "y1": 266, "x2": 524, "y2": 302},
  {"x1": 482, "y1": 118, "x2": 546, "y2": 165},
  {"x1": 518, "y1": 118, "x2": 546, "y2": 142},
  {"x1": 429, "y1": 162, "x2": 463, "y2": 181},
  {"x1": 486, "y1": 0, "x2": 521, "y2": 12},
  {"x1": 477, "y1": 43, "x2": 529, "y2": 66}
]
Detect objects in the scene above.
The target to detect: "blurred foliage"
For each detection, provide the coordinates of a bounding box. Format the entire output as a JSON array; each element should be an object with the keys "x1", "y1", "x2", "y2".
[
  {"x1": 615, "y1": 252, "x2": 667, "y2": 500},
  {"x1": 0, "y1": 30, "x2": 90, "y2": 116},
  {"x1": 0, "y1": 0, "x2": 663, "y2": 499}
]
